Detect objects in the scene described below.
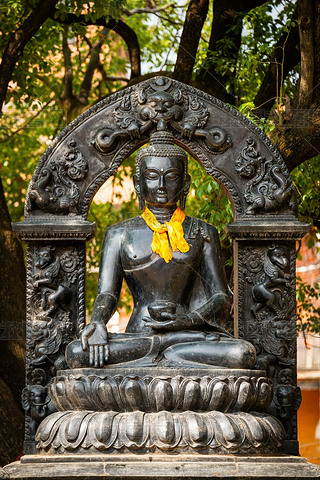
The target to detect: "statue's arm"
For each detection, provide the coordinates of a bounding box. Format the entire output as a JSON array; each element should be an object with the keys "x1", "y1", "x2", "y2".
[
  {"x1": 80, "y1": 226, "x2": 123, "y2": 367},
  {"x1": 91, "y1": 225, "x2": 124, "y2": 325},
  {"x1": 190, "y1": 223, "x2": 231, "y2": 332}
]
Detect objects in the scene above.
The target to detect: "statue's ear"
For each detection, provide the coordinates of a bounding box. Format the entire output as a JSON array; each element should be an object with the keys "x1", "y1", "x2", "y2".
[
  {"x1": 133, "y1": 174, "x2": 144, "y2": 210},
  {"x1": 180, "y1": 174, "x2": 191, "y2": 210},
  {"x1": 133, "y1": 174, "x2": 139, "y2": 194}
]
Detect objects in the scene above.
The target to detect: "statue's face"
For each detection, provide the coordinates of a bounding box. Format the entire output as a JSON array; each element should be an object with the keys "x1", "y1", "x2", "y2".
[{"x1": 139, "y1": 156, "x2": 185, "y2": 206}]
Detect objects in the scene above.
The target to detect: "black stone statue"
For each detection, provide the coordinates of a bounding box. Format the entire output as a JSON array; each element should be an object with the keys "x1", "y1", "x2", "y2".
[{"x1": 66, "y1": 130, "x2": 256, "y2": 370}]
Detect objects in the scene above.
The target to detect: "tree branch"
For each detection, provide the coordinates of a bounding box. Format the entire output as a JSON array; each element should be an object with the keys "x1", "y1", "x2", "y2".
[
  {"x1": 253, "y1": 17, "x2": 300, "y2": 117},
  {"x1": 124, "y1": 3, "x2": 176, "y2": 16},
  {"x1": 52, "y1": 12, "x2": 141, "y2": 78},
  {"x1": 0, "y1": 0, "x2": 59, "y2": 113},
  {"x1": 173, "y1": 0, "x2": 209, "y2": 84},
  {"x1": 0, "y1": 99, "x2": 54, "y2": 144},
  {"x1": 62, "y1": 26, "x2": 74, "y2": 101},
  {"x1": 194, "y1": 0, "x2": 267, "y2": 103},
  {"x1": 79, "y1": 28, "x2": 108, "y2": 105},
  {"x1": 296, "y1": 0, "x2": 314, "y2": 107}
]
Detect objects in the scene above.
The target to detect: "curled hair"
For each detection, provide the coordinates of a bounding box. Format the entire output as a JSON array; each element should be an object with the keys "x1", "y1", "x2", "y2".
[{"x1": 135, "y1": 130, "x2": 188, "y2": 181}]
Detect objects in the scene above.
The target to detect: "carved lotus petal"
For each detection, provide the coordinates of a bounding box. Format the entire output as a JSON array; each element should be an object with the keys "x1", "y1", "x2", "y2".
[
  {"x1": 210, "y1": 412, "x2": 243, "y2": 450},
  {"x1": 153, "y1": 379, "x2": 173, "y2": 411},
  {"x1": 122, "y1": 377, "x2": 147, "y2": 411},
  {"x1": 181, "y1": 379, "x2": 201, "y2": 410},
  {"x1": 119, "y1": 411, "x2": 147, "y2": 448},
  {"x1": 184, "y1": 412, "x2": 210, "y2": 446},
  {"x1": 208, "y1": 381, "x2": 230, "y2": 411},
  {"x1": 151, "y1": 411, "x2": 181, "y2": 448}
]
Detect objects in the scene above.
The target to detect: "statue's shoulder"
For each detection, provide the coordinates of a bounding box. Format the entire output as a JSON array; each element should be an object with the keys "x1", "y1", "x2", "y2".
[
  {"x1": 185, "y1": 215, "x2": 218, "y2": 241},
  {"x1": 104, "y1": 215, "x2": 145, "y2": 237}
]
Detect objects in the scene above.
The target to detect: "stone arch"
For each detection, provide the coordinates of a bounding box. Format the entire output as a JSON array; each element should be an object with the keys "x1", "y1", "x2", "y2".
[{"x1": 24, "y1": 76, "x2": 295, "y2": 220}]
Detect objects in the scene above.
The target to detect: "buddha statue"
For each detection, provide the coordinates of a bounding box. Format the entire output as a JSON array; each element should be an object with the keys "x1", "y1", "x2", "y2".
[{"x1": 66, "y1": 130, "x2": 256, "y2": 370}]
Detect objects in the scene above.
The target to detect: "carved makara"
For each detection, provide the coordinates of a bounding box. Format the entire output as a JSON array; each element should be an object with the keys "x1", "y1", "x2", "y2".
[
  {"x1": 235, "y1": 137, "x2": 294, "y2": 214},
  {"x1": 94, "y1": 77, "x2": 230, "y2": 153},
  {"x1": 28, "y1": 138, "x2": 88, "y2": 214}
]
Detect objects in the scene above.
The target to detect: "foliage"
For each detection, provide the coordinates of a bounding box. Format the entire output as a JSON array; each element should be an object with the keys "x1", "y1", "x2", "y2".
[{"x1": 297, "y1": 277, "x2": 320, "y2": 335}]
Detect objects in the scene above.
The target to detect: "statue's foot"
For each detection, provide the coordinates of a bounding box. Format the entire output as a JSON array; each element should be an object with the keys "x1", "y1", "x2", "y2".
[{"x1": 161, "y1": 338, "x2": 256, "y2": 369}]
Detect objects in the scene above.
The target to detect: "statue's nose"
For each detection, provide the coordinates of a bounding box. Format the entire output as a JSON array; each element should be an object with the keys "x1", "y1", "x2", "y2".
[{"x1": 158, "y1": 175, "x2": 165, "y2": 189}]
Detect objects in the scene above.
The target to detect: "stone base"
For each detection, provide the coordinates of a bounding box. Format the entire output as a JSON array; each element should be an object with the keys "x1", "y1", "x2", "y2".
[{"x1": 3, "y1": 454, "x2": 320, "y2": 479}]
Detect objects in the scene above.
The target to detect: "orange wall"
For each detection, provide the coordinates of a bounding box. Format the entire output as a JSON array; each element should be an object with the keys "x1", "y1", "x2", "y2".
[{"x1": 298, "y1": 388, "x2": 320, "y2": 464}]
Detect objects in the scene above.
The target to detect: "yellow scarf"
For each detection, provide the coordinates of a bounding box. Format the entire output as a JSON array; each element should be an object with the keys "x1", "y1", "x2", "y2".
[{"x1": 142, "y1": 206, "x2": 189, "y2": 263}]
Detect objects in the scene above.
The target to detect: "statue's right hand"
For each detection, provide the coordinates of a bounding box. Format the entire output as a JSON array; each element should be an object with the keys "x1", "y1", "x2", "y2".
[{"x1": 81, "y1": 323, "x2": 109, "y2": 367}]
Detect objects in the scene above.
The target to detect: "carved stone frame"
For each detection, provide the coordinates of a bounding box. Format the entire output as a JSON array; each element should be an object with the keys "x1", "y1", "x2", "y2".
[{"x1": 13, "y1": 76, "x2": 308, "y2": 455}]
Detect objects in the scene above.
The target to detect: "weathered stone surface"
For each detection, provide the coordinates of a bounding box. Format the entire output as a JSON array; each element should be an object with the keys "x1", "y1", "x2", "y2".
[{"x1": 4, "y1": 454, "x2": 320, "y2": 479}]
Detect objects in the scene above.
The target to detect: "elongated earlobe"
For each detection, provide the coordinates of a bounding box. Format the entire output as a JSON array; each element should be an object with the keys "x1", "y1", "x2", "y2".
[
  {"x1": 133, "y1": 174, "x2": 145, "y2": 210},
  {"x1": 180, "y1": 194, "x2": 186, "y2": 211},
  {"x1": 180, "y1": 174, "x2": 191, "y2": 210},
  {"x1": 138, "y1": 196, "x2": 145, "y2": 210}
]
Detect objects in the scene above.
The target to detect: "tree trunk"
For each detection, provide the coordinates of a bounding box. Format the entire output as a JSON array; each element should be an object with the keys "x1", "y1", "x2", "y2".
[
  {"x1": 0, "y1": 176, "x2": 26, "y2": 464},
  {"x1": 0, "y1": 378, "x2": 24, "y2": 466}
]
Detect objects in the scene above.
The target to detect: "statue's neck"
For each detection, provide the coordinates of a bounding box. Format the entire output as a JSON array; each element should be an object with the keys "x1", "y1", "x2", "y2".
[{"x1": 146, "y1": 204, "x2": 177, "y2": 223}]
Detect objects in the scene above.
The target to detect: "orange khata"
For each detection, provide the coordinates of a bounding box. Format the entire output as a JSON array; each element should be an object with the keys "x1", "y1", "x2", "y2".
[{"x1": 142, "y1": 206, "x2": 190, "y2": 263}]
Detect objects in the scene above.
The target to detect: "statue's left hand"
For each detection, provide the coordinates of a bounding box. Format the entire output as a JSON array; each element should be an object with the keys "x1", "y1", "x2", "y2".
[{"x1": 143, "y1": 312, "x2": 194, "y2": 331}]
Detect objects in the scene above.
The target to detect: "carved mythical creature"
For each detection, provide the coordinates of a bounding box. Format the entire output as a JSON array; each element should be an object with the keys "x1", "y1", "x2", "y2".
[
  {"x1": 275, "y1": 384, "x2": 301, "y2": 439},
  {"x1": 28, "y1": 138, "x2": 87, "y2": 214},
  {"x1": 32, "y1": 317, "x2": 63, "y2": 361},
  {"x1": 256, "y1": 315, "x2": 294, "y2": 373},
  {"x1": 29, "y1": 168, "x2": 52, "y2": 209},
  {"x1": 95, "y1": 76, "x2": 230, "y2": 154},
  {"x1": 34, "y1": 247, "x2": 70, "y2": 313},
  {"x1": 236, "y1": 137, "x2": 294, "y2": 215},
  {"x1": 245, "y1": 165, "x2": 294, "y2": 215},
  {"x1": 252, "y1": 245, "x2": 288, "y2": 315},
  {"x1": 21, "y1": 368, "x2": 54, "y2": 437}
]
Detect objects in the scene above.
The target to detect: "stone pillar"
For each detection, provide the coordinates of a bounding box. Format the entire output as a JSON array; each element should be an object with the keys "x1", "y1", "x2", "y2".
[
  {"x1": 13, "y1": 218, "x2": 95, "y2": 453},
  {"x1": 227, "y1": 218, "x2": 309, "y2": 454}
]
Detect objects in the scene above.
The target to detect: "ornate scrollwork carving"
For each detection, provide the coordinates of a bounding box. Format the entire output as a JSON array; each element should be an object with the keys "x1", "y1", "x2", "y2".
[
  {"x1": 235, "y1": 137, "x2": 294, "y2": 215},
  {"x1": 36, "y1": 410, "x2": 285, "y2": 454},
  {"x1": 28, "y1": 138, "x2": 88, "y2": 214},
  {"x1": 94, "y1": 77, "x2": 230, "y2": 153}
]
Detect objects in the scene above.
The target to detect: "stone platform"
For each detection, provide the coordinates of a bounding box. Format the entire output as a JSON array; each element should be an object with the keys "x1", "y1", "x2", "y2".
[{"x1": 3, "y1": 454, "x2": 320, "y2": 479}]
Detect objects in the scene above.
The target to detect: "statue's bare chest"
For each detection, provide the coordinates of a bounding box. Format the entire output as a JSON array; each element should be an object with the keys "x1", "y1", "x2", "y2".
[{"x1": 120, "y1": 217, "x2": 203, "y2": 271}]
